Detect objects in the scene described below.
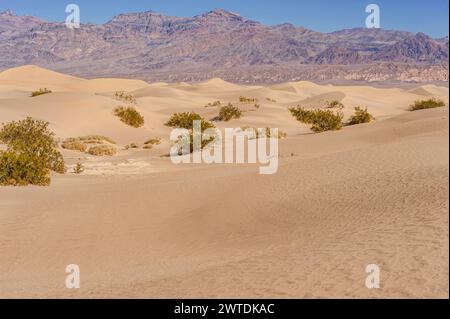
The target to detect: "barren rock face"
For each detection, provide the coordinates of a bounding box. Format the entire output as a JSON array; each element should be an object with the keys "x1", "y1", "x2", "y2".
[{"x1": 0, "y1": 9, "x2": 448, "y2": 83}]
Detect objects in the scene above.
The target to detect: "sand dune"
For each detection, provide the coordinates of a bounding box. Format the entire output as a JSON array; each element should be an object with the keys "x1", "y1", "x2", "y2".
[{"x1": 0, "y1": 66, "x2": 448, "y2": 298}]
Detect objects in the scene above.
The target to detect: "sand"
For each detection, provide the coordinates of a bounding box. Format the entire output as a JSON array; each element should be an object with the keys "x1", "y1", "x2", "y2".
[{"x1": 0, "y1": 65, "x2": 448, "y2": 298}]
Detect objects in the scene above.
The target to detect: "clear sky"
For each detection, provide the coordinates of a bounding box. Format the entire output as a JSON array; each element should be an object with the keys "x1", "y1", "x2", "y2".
[{"x1": 0, "y1": 0, "x2": 448, "y2": 38}]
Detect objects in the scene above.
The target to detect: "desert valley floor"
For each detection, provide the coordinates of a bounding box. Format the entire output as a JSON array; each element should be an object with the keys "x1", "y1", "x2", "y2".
[{"x1": 0, "y1": 65, "x2": 448, "y2": 298}]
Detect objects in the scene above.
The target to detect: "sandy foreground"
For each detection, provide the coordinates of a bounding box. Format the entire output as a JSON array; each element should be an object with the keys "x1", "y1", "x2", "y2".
[{"x1": 0, "y1": 65, "x2": 448, "y2": 298}]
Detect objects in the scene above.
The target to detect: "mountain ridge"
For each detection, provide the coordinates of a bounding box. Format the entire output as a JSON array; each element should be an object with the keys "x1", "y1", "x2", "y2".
[{"x1": 0, "y1": 9, "x2": 448, "y2": 84}]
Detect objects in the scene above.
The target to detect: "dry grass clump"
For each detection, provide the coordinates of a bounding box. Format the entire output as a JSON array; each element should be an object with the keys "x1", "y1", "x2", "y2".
[
  {"x1": 114, "y1": 91, "x2": 137, "y2": 104},
  {"x1": 241, "y1": 127, "x2": 287, "y2": 139},
  {"x1": 124, "y1": 143, "x2": 139, "y2": 150},
  {"x1": 325, "y1": 100, "x2": 345, "y2": 109},
  {"x1": 289, "y1": 106, "x2": 343, "y2": 133},
  {"x1": 347, "y1": 107, "x2": 375, "y2": 125},
  {"x1": 266, "y1": 98, "x2": 277, "y2": 103},
  {"x1": 239, "y1": 96, "x2": 258, "y2": 104},
  {"x1": 31, "y1": 88, "x2": 52, "y2": 97},
  {"x1": 113, "y1": 106, "x2": 145, "y2": 128},
  {"x1": 61, "y1": 139, "x2": 87, "y2": 152},
  {"x1": 87, "y1": 145, "x2": 117, "y2": 156},
  {"x1": 143, "y1": 138, "x2": 162, "y2": 149},
  {"x1": 78, "y1": 135, "x2": 116, "y2": 144},
  {"x1": 205, "y1": 101, "x2": 222, "y2": 108},
  {"x1": 217, "y1": 104, "x2": 243, "y2": 121},
  {"x1": 409, "y1": 98, "x2": 446, "y2": 111},
  {"x1": 0, "y1": 117, "x2": 65, "y2": 186}
]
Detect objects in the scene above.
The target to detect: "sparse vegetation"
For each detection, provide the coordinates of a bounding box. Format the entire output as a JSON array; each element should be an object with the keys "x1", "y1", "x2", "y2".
[
  {"x1": 31, "y1": 88, "x2": 52, "y2": 97},
  {"x1": 113, "y1": 106, "x2": 145, "y2": 128},
  {"x1": 254, "y1": 103, "x2": 260, "y2": 109},
  {"x1": 239, "y1": 96, "x2": 258, "y2": 104},
  {"x1": 124, "y1": 143, "x2": 139, "y2": 150},
  {"x1": 347, "y1": 107, "x2": 375, "y2": 125},
  {"x1": 61, "y1": 136, "x2": 116, "y2": 153},
  {"x1": 205, "y1": 101, "x2": 222, "y2": 108},
  {"x1": 266, "y1": 98, "x2": 277, "y2": 103},
  {"x1": 114, "y1": 91, "x2": 137, "y2": 104},
  {"x1": 217, "y1": 104, "x2": 243, "y2": 121},
  {"x1": 73, "y1": 162, "x2": 84, "y2": 174},
  {"x1": 242, "y1": 127, "x2": 287, "y2": 139},
  {"x1": 87, "y1": 145, "x2": 117, "y2": 156},
  {"x1": 144, "y1": 138, "x2": 161, "y2": 146},
  {"x1": 0, "y1": 117, "x2": 65, "y2": 186},
  {"x1": 325, "y1": 100, "x2": 345, "y2": 109},
  {"x1": 61, "y1": 139, "x2": 88, "y2": 152},
  {"x1": 409, "y1": 98, "x2": 446, "y2": 111},
  {"x1": 289, "y1": 106, "x2": 343, "y2": 133}
]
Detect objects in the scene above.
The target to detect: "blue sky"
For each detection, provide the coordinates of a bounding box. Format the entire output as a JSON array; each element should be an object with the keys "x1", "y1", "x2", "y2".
[{"x1": 1, "y1": 0, "x2": 448, "y2": 37}]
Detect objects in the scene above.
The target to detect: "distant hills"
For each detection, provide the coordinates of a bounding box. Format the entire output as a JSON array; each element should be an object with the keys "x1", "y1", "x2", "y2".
[{"x1": 0, "y1": 9, "x2": 448, "y2": 83}]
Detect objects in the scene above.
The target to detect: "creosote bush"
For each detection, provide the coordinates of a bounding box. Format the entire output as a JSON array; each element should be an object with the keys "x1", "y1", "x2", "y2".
[
  {"x1": 113, "y1": 106, "x2": 145, "y2": 128},
  {"x1": 325, "y1": 100, "x2": 345, "y2": 109},
  {"x1": 165, "y1": 112, "x2": 215, "y2": 131},
  {"x1": 166, "y1": 112, "x2": 216, "y2": 154},
  {"x1": 31, "y1": 88, "x2": 52, "y2": 97},
  {"x1": 73, "y1": 162, "x2": 84, "y2": 174},
  {"x1": 239, "y1": 96, "x2": 258, "y2": 104},
  {"x1": 0, "y1": 117, "x2": 65, "y2": 186},
  {"x1": 205, "y1": 101, "x2": 222, "y2": 108},
  {"x1": 347, "y1": 107, "x2": 375, "y2": 125},
  {"x1": 217, "y1": 104, "x2": 243, "y2": 121},
  {"x1": 289, "y1": 106, "x2": 343, "y2": 133},
  {"x1": 410, "y1": 98, "x2": 446, "y2": 111}
]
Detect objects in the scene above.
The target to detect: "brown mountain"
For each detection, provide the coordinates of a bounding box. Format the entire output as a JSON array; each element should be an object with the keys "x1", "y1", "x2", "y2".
[{"x1": 0, "y1": 9, "x2": 448, "y2": 83}]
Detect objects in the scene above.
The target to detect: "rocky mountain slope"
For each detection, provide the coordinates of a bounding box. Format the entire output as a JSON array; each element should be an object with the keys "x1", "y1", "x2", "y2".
[{"x1": 0, "y1": 9, "x2": 448, "y2": 83}]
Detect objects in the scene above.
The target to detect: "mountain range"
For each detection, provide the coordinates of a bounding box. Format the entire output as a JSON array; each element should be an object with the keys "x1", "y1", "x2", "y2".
[{"x1": 0, "y1": 9, "x2": 448, "y2": 84}]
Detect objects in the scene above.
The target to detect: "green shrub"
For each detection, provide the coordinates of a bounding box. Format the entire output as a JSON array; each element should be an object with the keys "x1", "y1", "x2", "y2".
[
  {"x1": 217, "y1": 104, "x2": 243, "y2": 121},
  {"x1": 165, "y1": 112, "x2": 215, "y2": 131},
  {"x1": 410, "y1": 98, "x2": 446, "y2": 111},
  {"x1": 113, "y1": 106, "x2": 145, "y2": 128},
  {"x1": 289, "y1": 107, "x2": 343, "y2": 133},
  {"x1": 0, "y1": 117, "x2": 65, "y2": 186},
  {"x1": 347, "y1": 107, "x2": 375, "y2": 125},
  {"x1": 31, "y1": 88, "x2": 52, "y2": 97},
  {"x1": 87, "y1": 145, "x2": 117, "y2": 156},
  {"x1": 167, "y1": 113, "x2": 216, "y2": 154}
]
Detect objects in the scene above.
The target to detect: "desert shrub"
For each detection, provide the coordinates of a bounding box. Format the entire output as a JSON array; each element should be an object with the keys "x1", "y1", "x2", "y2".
[
  {"x1": 326, "y1": 100, "x2": 345, "y2": 109},
  {"x1": 254, "y1": 104, "x2": 260, "y2": 109},
  {"x1": 239, "y1": 96, "x2": 258, "y2": 104},
  {"x1": 0, "y1": 117, "x2": 65, "y2": 186},
  {"x1": 165, "y1": 112, "x2": 215, "y2": 131},
  {"x1": 78, "y1": 135, "x2": 116, "y2": 144},
  {"x1": 61, "y1": 138, "x2": 87, "y2": 152},
  {"x1": 266, "y1": 98, "x2": 277, "y2": 103},
  {"x1": 114, "y1": 91, "x2": 136, "y2": 104},
  {"x1": 410, "y1": 98, "x2": 446, "y2": 111},
  {"x1": 73, "y1": 162, "x2": 84, "y2": 174},
  {"x1": 87, "y1": 145, "x2": 117, "y2": 156},
  {"x1": 289, "y1": 106, "x2": 343, "y2": 133},
  {"x1": 144, "y1": 138, "x2": 161, "y2": 146},
  {"x1": 205, "y1": 101, "x2": 222, "y2": 108},
  {"x1": 124, "y1": 143, "x2": 139, "y2": 150},
  {"x1": 31, "y1": 88, "x2": 52, "y2": 97},
  {"x1": 242, "y1": 127, "x2": 287, "y2": 139},
  {"x1": 217, "y1": 104, "x2": 243, "y2": 121},
  {"x1": 347, "y1": 107, "x2": 375, "y2": 125},
  {"x1": 113, "y1": 106, "x2": 145, "y2": 128},
  {"x1": 167, "y1": 113, "x2": 216, "y2": 154}
]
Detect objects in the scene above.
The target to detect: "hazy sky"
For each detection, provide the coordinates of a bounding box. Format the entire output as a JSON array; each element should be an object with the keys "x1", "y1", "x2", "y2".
[{"x1": 1, "y1": 0, "x2": 448, "y2": 37}]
